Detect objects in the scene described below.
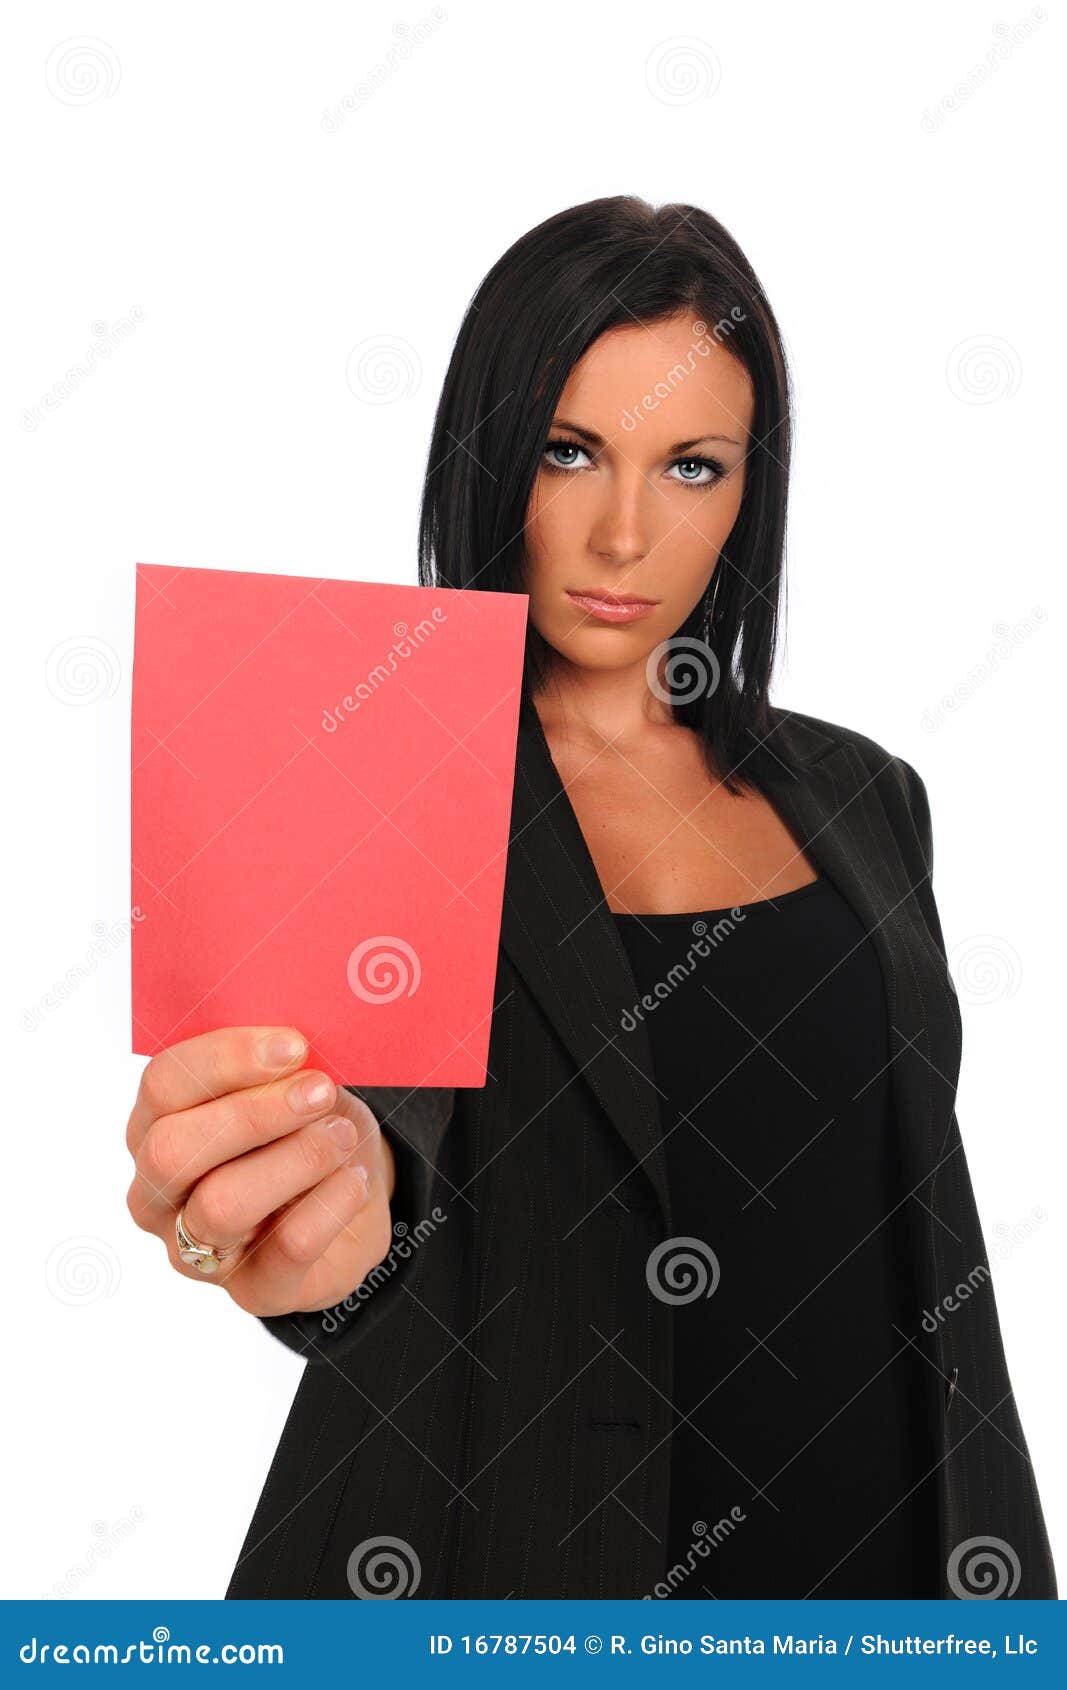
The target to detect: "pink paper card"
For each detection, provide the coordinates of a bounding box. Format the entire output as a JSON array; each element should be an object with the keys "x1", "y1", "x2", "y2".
[{"x1": 131, "y1": 563, "x2": 528, "y2": 1086}]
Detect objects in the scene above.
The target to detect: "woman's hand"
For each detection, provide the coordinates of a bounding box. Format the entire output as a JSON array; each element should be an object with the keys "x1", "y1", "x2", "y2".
[{"x1": 125, "y1": 1026, "x2": 396, "y2": 1318}]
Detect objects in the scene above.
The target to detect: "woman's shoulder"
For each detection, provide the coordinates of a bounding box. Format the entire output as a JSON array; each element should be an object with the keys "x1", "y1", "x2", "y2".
[{"x1": 760, "y1": 703, "x2": 926, "y2": 827}]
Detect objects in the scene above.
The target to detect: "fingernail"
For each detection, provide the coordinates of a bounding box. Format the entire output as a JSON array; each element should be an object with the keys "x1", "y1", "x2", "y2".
[
  {"x1": 289, "y1": 1073, "x2": 333, "y2": 1112},
  {"x1": 256, "y1": 1030, "x2": 306, "y2": 1069},
  {"x1": 326, "y1": 1115, "x2": 360, "y2": 1151},
  {"x1": 350, "y1": 1161, "x2": 370, "y2": 1198}
]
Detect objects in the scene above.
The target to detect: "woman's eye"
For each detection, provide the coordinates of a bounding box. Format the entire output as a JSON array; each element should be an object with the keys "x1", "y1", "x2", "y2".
[
  {"x1": 542, "y1": 441, "x2": 725, "y2": 486},
  {"x1": 667, "y1": 456, "x2": 723, "y2": 487},
  {"x1": 543, "y1": 439, "x2": 591, "y2": 472}
]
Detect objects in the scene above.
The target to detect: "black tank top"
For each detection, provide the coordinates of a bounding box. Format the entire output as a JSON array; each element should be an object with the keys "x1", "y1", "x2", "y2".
[{"x1": 613, "y1": 874, "x2": 941, "y2": 1598}]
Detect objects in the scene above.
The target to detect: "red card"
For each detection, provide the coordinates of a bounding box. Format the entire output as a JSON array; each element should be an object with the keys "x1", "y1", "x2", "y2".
[{"x1": 131, "y1": 563, "x2": 528, "y2": 1086}]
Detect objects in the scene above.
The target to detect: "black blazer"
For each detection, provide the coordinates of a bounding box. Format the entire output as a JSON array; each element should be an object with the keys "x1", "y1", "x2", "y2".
[{"x1": 227, "y1": 697, "x2": 1057, "y2": 1600}]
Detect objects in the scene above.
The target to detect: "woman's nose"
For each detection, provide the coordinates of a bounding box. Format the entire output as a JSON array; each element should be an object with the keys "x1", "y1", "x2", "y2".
[{"x1": 588, "y1": 469, "x2": 653, "y2": 567}]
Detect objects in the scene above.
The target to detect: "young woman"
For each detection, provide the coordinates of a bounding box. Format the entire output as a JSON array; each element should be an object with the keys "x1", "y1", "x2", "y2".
[{"x1": 125, "y1": 197, "x2": 1056, "y2": 1601}]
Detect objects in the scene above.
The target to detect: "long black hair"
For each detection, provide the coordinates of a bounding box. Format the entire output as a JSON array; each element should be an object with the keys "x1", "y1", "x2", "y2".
[{"x1": 417, "y1": 196, "x2": 793, "y2": 792}]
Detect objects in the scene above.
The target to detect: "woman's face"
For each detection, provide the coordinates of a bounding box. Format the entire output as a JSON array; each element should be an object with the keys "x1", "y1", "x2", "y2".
[{"x1": 524, "y1": 310, "x2": 754, "y2": 680}]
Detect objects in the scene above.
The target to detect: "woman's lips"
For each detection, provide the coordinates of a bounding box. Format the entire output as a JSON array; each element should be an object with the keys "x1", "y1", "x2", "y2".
[{"x1": 566, "y1": 590, "x2": 658, "y2": 623}]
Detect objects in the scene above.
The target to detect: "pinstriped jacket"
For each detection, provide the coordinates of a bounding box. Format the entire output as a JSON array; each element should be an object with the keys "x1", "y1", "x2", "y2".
[{"x1": 226, "y1": 696, "x2": 1057, "y2": 1600}]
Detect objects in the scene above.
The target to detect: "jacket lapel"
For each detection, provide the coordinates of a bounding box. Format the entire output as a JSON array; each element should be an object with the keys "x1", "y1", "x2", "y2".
[
  {"x1": 753, "y1": 726, "x2": 963, "y2": 1201},
  {"x1": 498, "y1": 699, "x2": 671, "y2": 1221},
  {"x1": 498, "y1": 699, "x2": 959, "y2": 1247}
]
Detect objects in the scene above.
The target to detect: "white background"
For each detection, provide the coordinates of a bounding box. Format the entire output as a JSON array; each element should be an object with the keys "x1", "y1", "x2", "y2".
[{"x1": 2, "y1": 0, "x2": 1062, "y2": 1600}]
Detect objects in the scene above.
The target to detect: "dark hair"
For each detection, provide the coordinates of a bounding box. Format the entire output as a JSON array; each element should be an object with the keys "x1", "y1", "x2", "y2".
[{"x1": 417, "y1": 195, "x2": 793, "y2": 792}]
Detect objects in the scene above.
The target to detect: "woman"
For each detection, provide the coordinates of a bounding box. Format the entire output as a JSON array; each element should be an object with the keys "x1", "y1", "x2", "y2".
[{"x1": 125, "y1": 197, "x2": 1056, "y2": 1600}]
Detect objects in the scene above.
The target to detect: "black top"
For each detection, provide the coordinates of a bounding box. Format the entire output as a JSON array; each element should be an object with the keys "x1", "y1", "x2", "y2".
[{"x1": 612, "y1": 875, "x2": 941, "y2": 1598}]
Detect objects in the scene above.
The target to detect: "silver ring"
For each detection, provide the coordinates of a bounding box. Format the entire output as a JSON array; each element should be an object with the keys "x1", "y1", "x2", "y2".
[{"x1": 175, "y1": 1206, "x2": 244, "y2": 1275}]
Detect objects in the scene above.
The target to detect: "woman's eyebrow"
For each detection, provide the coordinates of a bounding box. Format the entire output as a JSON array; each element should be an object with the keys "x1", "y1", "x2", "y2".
[{"x1": 550, "y1": 418, "x2": 743, "y2": 451}]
